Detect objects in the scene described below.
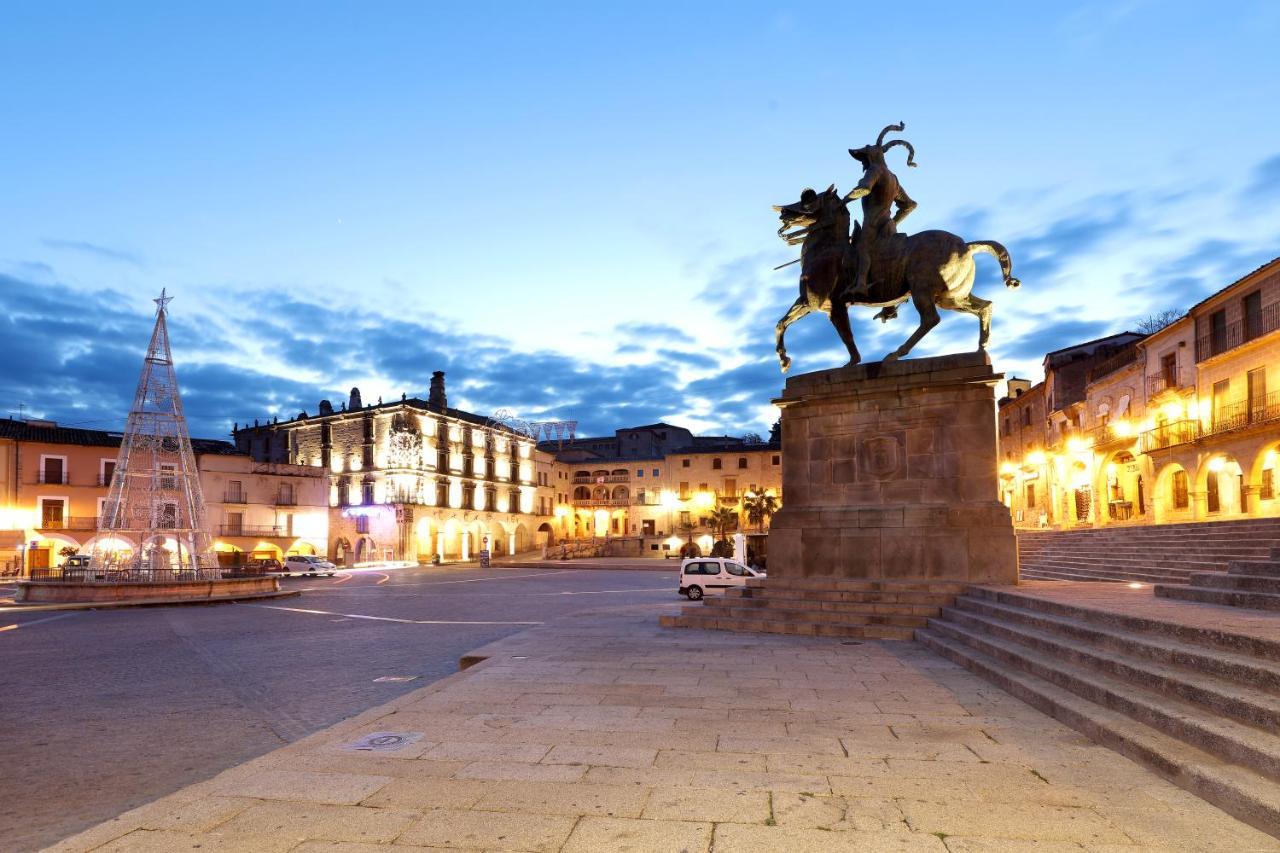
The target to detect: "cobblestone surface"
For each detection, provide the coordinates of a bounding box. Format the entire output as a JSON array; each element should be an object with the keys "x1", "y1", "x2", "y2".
[{"x1": 51, "y1": 606, "x2": 1280, "y2": 852}]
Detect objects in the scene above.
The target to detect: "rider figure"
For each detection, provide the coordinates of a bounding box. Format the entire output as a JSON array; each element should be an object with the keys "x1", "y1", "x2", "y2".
[{"x1": 843, "y1": 122, "x2": 918, "y2": 300}]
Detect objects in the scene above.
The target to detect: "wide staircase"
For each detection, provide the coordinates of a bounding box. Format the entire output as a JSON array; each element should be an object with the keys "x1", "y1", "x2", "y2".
[
  {"x1": 659, "y1": 577, "x2": 967, "y2": 640},
  {"x1": 918, "y1": 586, "x2": 1280, "y2": 836},
  {"x1": 1017, "y1": 517, "x2": 1280, "y2": 584},
  {"x1": 1156, "y1": 545, "x2": 1280, "y2": 610}
]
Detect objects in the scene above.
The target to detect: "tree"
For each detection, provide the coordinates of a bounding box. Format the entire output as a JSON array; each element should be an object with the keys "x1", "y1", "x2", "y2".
[
  {"x1": 742, "y1": 491, "x2": 780, "y2": 533},
  {"x1": 768, "y1": 419, "x2": 781, "y2": 444},
  {"x1": 708, "y1": 506, "x2": 738, "y2": 542},
  {"x1": 740, "y1": 431, "x2": 763, "y2": 444},
  {"x1": 1135, "y1": 310, "x2": 1182, "y2": 335}
]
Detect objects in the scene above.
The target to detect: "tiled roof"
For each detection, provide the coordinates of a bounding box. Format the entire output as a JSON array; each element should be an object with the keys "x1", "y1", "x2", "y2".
[
  {"x1": 0, "y1": 418, "x2": 238, "y2": 455},
  {"x1": 670, "y1": 441, "x2": 780, "y2": 455},
  {"x1": 237, "y1": 397, "x2": 529, "y2": 439}
]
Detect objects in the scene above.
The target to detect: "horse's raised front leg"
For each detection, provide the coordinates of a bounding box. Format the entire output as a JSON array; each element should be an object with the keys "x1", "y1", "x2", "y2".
[
  {"x1": 775, "y1": 297, "x2": 811, "y2": 373},
  {"x1": 828, "y1": 299, "x2": 861, "y2": 366},
  {"x1": 884, "y1": 287, "x2": 940, "y2": 362}
]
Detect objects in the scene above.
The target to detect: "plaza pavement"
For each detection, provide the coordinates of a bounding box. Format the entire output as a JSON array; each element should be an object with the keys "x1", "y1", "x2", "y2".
[{"x1": 51, "y1": 603, "x2": 1280, "y2": 852}]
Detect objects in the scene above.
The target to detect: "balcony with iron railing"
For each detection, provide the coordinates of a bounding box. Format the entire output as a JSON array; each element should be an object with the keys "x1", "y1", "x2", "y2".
[
  {"x1": 1089, "y1": 422, "x2": 1138, "y2": 447},
  {"x1": 219, "y1": 524, "x2": 288, "y2": 537},
  {"x1": 1086, "y1": 345, "x2": 1143, "y2": 383},
  {"x1": 38, "y1": 516, "x2": 100, "y2": 531},
  {"x1": 576, "y1": 498, "x2": 630, "y2": 508},
  {"x1": 223, "y1": 491, "x2": 248, "y2": 504},
  {"x1": 1203, "y1": 391, "x2": 1280, "y2": 438},
  {"x1": 1146, "y1": 368, "x2": 1190, "y2": 398},
  {"x1": 36, "y1": 472, "x2": 70, "y2": 485},
  {"x1": 1140, "y1": 420, "x2": 1201, "y2": 453},
  {"x1": 274, "y1": 494, "x2": 297, "y2": 506},
  {"x1": 572, "y1": 473, "x2": 629, "y2": 484},
  {"x1": 1196, "y1": 302, "x2": 1280, "y2": 362}
]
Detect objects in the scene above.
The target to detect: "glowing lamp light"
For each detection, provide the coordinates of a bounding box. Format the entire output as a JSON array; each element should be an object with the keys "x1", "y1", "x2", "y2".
[
  {"x1": 554, "y1": 506, "x2": 568, "y2": 518},
  {"x1": 694, "y1": 492, "x2": 715, "y2": 509},
  {"x1": 1112, "y1": 420, "x2": 1133, "y2": 437},
  {"x1": 1066, "y1": 437, "x2": 1091, "y2": 454},
  {"x1": 1207, "y1": 457, "x2": 1225, "y2": 473},
  {"x1": 660, "y1": 490, "x2": 681, "y2": 509},
  {"x1": 1162, "y1": 401, "x2": 1183, "y2": 421},
  {"x1": 1026, "y1": 451, "x2": 1047, "y2": 466},
  {"x1": 1127, "y1": 582, "x2": 1145, "y2": 589}
]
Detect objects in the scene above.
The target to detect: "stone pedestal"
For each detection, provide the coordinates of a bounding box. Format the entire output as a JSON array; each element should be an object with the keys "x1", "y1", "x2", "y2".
[{"x1": 769, "y1": 352, "x2": 1017, "y2": 584}]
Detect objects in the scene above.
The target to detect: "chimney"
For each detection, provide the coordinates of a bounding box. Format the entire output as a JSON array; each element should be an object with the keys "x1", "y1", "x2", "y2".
[
  {"x1": 349, "y1": 387, "x2": 362, "y2": 411},
  {"x1": 428, "y1": 371, "x2": 447, "y2": 411}
]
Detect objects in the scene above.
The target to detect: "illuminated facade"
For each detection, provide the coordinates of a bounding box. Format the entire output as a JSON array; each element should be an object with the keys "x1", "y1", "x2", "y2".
[
  {"x1": 542, "y1": 423, "x2": 783, "y2": 555},
  {"x1": 1000, "y1": 257, "x2": 1280, "y2": 528},
  {"x1": 0, "y1": 418, "x2": 328, "y2": 574},
  {"x1": 233, "y1": 376, "x2": 550, "y2": 563}
]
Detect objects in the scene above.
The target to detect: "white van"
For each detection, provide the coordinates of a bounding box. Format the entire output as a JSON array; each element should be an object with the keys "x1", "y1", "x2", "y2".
[{"x1": 678, "y1": 557, "x2": 765, "y2": 600}]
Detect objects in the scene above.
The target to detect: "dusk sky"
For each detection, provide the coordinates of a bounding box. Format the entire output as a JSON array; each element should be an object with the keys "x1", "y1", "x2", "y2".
[{"x1": 3, "y1": 2, "x2": 1279, "y2": 440}]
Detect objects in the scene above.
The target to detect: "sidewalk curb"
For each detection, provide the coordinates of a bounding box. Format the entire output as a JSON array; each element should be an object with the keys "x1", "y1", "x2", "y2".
[{"x1": 0, "y1": 588, "x2": 300, "y2": 614}]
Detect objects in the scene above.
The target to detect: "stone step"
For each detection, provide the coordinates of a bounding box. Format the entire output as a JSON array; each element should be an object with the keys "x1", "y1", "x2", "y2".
[
  {"x1": 1021, "y1": 558, "x2": 1195, "y2": 577},
  {"x1": 941, "y1": 604, "x2": 1280, "y2": 730},
  {"x1": 1194, "y1": 571, "x2": 1280, "y2": 592},
  {"x1": 965, "y1": 586, "x2": 1280, "y2": 659},
  {"x1": 951, "y1": 594, "x2": 1280, "y2": 694},
  {"x1": 1019, "y1": 565, "x2": 1192, "y2": 584},
  {"x1": 698, "y1": 603, "x2": 930, "y2": 628},
  {"x1": 1228, "y1": 560, "x2": 1280, "y2": 579},
  {"x1": 1020, "y1": 569, "x2": 1173, "y2": 585},
  {"x1": 921, "y1": 619, "x2": 1280, "y2": 782},
  {"x1": 917, "y1": 629, "x2": 1280, "y2": 837},
  {"x1": 702, "y1": 595, "x2": 944, "y2": 617},
  {"x1": 1155, "y1": 584, "x2": 1280, "y2": 612},
  {"x1": 659, "y1": 612, "x2": 914, "y2": 640},
  {"x1": 744, "y1": 577, "x2": 969, "y2": 594},
  {"x1": 733, "y1": 587, "x2": 957, "y2": 606},
  {"x1": 1023, "y1": 554, "x2": 1235, "y2": 569}
]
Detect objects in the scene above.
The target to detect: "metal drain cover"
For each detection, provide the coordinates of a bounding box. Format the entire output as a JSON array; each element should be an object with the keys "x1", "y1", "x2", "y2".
[
  {"x1": 372, "y1": 675, "x2": 420, "y2": 683},
  {"x1": 343, "y1": 732, "x2": 424, "y2": 752}
]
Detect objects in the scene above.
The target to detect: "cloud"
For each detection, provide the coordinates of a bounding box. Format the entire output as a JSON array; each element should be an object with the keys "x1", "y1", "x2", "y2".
[
  {"x1": 40, "y1": 238, "x2": 143, "y2": 266},
  {"x1": 1246, "y1": 153, "x2": 1280, "y2": 199}
]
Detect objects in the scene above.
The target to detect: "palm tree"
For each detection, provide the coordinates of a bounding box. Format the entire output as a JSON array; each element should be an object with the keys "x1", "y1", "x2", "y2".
[
  {"x1": 742, "y1": 491, "x2": 780, "y2": 533},
  {"x1": 709, "y1": 506, "x2": 738, "y2": 542}
]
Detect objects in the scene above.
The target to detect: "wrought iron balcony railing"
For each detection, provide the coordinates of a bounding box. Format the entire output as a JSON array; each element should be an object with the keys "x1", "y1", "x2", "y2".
[
  {"x1": 1139, "y1": 420, "x2": 1200, "y2": 453},
  {"x1": 1196, "y1": 302, "x2": 1280, "y2": 362}
]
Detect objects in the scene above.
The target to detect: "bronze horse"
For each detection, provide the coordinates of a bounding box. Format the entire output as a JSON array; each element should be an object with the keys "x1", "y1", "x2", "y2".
[{"x1": 772, "y1": 185, "x2": 1021, "y2": 372}]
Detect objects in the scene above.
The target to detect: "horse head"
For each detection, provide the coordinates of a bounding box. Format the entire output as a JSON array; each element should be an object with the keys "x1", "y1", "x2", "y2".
[{"x1": 773, "y1": 185, "x2": 845, "y2": 246}]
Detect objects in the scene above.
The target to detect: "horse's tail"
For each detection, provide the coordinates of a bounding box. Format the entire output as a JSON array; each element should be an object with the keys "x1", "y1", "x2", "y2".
[{"x1": 967, "y1": 240, "x2": 1021, "y2": 289}]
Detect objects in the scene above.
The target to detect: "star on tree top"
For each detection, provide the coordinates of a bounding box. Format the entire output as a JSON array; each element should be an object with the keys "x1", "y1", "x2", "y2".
[{"x1": 153, "y1": 288, "x2": 173, "y2": 313}]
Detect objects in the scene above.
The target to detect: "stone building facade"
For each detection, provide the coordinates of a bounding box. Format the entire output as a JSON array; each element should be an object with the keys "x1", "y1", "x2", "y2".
[
  {"x1": 233, "y1": 374, "x2": 552, "y2": 564},
  {"x1": 999, "y1": 257, "x2": 1280, "y2": 528},
  {"x1": 0, "y1": 418, "x2": 328, "y2": 574},
  {"x1": 541, "y1": 423, "x2": 783, "y2": 556}
]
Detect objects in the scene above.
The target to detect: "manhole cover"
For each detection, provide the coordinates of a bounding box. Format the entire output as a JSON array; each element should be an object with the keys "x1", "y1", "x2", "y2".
[
  {"x1": 343, "y1": 732, "x2": 424, "y2": 752},
  {"x1": 372, "y1": 675, "x2": 420, "y2": 683},
  {"x1": 840, "y1": 641, "x2": 863, "y2": 646}
]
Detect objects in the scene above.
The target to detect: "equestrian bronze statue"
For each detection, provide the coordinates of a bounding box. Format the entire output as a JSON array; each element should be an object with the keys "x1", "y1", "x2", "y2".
[{"x1": 773, "y1": 123, "x2": 1021, "y2": 372}]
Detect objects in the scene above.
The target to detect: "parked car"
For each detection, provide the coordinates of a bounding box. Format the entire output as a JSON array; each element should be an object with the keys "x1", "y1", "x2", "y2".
[
  {"x1": 62, "y1": 555, "x2": 92, "y2": 569},
  {"x1": 677, "y1": 557, "x2": 765, "y2": 601},
  {"x1": 284, "y1": 555, "x2": 338, "y2": 576},
  {"x1": 244, "y1": 557, "x2": 283, "y2": 574}
]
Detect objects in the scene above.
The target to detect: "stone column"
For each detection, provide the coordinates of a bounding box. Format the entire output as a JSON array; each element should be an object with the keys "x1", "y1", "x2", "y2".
[{"x1": 769, "y1": 352, "x2": 1017, "y2": 584}]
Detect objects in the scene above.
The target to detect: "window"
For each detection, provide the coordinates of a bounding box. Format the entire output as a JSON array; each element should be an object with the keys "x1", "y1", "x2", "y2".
[
  {"x1": 1022, "y1": 408, "x2": 1031, "y2": 427},
  {"x1": 362, "y1": 483, "x2": 375, "y2": 505},
  {"x1": 723, "y1": 477, "x2": 736, "y2": 497},
  {"x1": 698, "y1": 482, "x2": 708, "y2": 492},
  {"x1": 682, "y1": 459, "x2": 690, "y2": 468},
  {"x1": 225, "y1": 511, "x2": 243, "y2": 534},
  {"x1": 1209, "y1": 308, "x2": 1228, "y2": 355},
  {"x1": 1161, "y1": 352, "x2": 1177, "y2": 387},
  {"x1": 100, "y1": 459, "x2": 116, "y2": 487},
  {"x1": 1003, "y1": 418, "x2": 1010, "y2": 436},
  {"x1": 1172, "y1": 469, "x2": 1189, "y2": 509},
  {"x1": 771, "y1": 455, "x2": 780, "y2": 466},
  {"x1": 279, "y1": 483, "x2": 295, "y2": 505},
  {"x1": 285, "y1": 513, "x2": 294, "y2": 536},
  {"x1": 1248, "y1": 367, "x2": 1266, "y2": 423},
  {"x1": 1024, "y1": 483, "x2": 1036, "y2": 509},
  {"x1": 738, "y1": 457, "x2": 747, "y2": 469},
  {"x1": 725, "y1": 562, "x2": 748, "y2": 576},
  {"x1": 636, "y1": 488, "x2": 646, "y2": 504},
  {"x1": 40, "y1": 498, "x2": 66, "y2": 527},
  {"x1": 712, "y1": 458, "x2": 722, "y2": 470},
  {"x1": 41, "y1": 456, "x2": 66, "y2": 485},
  {"x1": 1244, "y1": 290, "x2": 1263, "y2": 341},
  {"x1": 1212, "y1": 379, "x2": 1231, "y2": 428},
  {"x1": 158, "y1": 502, "x2": 178, "y2": 528},
  {"x1": 160, "y1": 464, "x2": 177, "y2": 490},
  {"x1": 355, "y1": 515, "x2": 369, "y2": 534},
  {"x1": 679, "y1": 482, "x2": 690, "y2": 499},
  {"x1": 636, "y1": 469, "x2": 644, "y2": 477},
  {"x1": 1263, "y1": 467, "x2": 1275, "y2": 501},
  {"x1": 642, "y1": 519, "x2": 656, "y2": 535},
  {"x1": 653, "y1": 468, "x2": 660, "y2": 477},
  {"x1": 227, "y1": 480, "x2": 244, "y2": 502}
]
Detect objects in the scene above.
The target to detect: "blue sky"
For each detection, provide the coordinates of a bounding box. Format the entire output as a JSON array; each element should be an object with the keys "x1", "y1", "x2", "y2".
[{"x1": 3, "y1": 2, "x2": 1279, "y2": 439}]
